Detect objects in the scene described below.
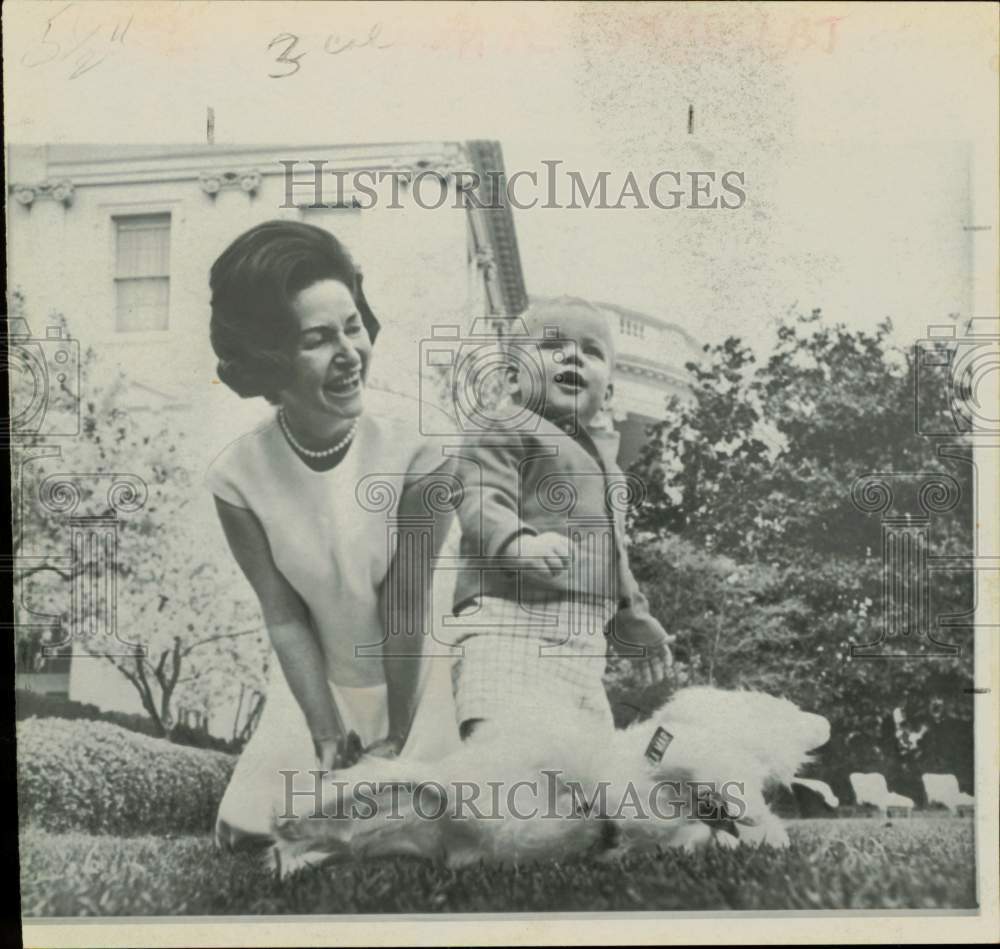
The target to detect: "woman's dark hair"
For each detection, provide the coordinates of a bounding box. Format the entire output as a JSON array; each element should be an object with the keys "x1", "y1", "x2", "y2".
[{"x1": 209, "y1": 220, "x2": 379, "y2": 401}]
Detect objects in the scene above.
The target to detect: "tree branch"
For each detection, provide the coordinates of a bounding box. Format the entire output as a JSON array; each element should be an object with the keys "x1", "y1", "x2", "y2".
[
  {"x1": 127, "y1": 654, "x2": 163, "y2": 731},
  {"x1": 153, "y1": 648, "x2": 170, "y2": 691},
  {"x1": 106, "y1": 655, "x2": 140, "y2": 689},
  {"x1": 167, "y1": 636, "x2": 183, "y2": 695},
  {"x1": 158, "y1": 639, "x2": 178, "y2": 726},
  {"x1": 180, "y1": 626, "x2": 262, "y2": 658}
]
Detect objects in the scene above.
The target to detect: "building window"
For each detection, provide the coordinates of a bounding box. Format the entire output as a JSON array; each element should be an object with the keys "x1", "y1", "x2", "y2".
[{"x1": 114, "y1": 214, "x2": 171, "y2": 332}]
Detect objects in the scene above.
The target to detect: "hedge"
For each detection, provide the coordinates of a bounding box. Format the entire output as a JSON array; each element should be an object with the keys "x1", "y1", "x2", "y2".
[
  {"x1": 18, "y1": 717, "x2": 236, "y2": 835},
  {"x1": 15, "y1": 690, "x2": 244, "y2": 754}
]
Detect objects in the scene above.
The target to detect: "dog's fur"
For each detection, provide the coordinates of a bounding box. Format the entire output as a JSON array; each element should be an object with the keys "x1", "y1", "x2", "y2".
[{"x1": 272, "y1": 687, "x2": 830, "y2": 876}]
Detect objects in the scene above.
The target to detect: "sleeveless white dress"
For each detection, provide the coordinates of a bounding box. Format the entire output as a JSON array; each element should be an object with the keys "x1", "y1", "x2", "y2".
[{"x1": 205, "y1": 388, "x2": 461, "y2": 842}]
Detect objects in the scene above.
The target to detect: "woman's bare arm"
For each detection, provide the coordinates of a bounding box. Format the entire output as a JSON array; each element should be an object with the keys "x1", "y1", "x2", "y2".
[
  {"x1": 376, "y1": 463, "x2": 457, "y2": 752},
  {"x1": 214, "y1": 497, "x2": 348, "y2": 765}
]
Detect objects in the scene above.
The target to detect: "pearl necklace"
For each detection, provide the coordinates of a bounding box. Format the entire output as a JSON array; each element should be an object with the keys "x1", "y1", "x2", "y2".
[{"x1": 278, "y1": 409, "x2": 358, "y2": 459}]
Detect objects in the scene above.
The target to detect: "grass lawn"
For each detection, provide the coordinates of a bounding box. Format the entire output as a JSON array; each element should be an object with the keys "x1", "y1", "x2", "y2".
[{"x1": 20, "y1": 818, "x2": 977, "y2": 916}]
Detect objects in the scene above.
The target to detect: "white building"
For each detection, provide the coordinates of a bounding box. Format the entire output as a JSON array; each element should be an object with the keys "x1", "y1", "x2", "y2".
[
  {"x1": 7, "y1": 141, "x2": 529, "y2": 412},
  {"x1": 564, "y1": 298, "x2": 700, "y2": 467},
  {"x1": 8, "y1": 141, "x2": 692, "y2": 733}
]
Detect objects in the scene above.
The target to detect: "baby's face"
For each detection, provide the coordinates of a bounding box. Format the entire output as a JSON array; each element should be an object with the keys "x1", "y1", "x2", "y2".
[{"x1": 516, "y1": 307, "x2": 616, "y2": 428}]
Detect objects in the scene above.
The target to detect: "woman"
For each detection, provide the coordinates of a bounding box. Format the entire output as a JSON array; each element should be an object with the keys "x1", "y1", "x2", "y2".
[{"x1": 206, "y1": 220, "x2": 460, "y2": 849}]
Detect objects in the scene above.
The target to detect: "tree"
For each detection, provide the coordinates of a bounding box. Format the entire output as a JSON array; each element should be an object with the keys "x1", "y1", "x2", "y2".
[
  {"x1": 632, "y1": 310, "x2": 972, "y2": 562},
  {"x1": 626, "y1": 309, "x2": 976, "y2": 793},
  {"x1": 12, "y1": 297, "x2": 268, "y2": 737}
]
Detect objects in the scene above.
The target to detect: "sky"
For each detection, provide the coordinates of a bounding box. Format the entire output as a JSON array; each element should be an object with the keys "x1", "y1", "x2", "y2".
[
  {"x1": 484, "y1": 3, "x2": 996, "y2": 351},
  {"x1": 5, "y1": 1, "x2": 997, "y2": 357},
  {"x1": 503, "y1": 139, "x2": 980, "y2": 350}
]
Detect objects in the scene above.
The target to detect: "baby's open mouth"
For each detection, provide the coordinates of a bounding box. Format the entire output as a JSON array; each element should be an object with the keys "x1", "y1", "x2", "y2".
[
  {"x1": 554, "y1": 369, "x2": 586, "y2": 390},
  {"x1": 324, "y1": 368, "x2": 362, "y2": 396}
]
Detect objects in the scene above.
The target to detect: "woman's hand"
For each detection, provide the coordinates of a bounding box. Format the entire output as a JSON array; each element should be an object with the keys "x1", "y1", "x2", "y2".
[
  {"x1": 314, "y1": 730, "x2": 364, "y2": 771},
  {"x1": 363, "y1": 735, "x2": 404, "y2": 759}
]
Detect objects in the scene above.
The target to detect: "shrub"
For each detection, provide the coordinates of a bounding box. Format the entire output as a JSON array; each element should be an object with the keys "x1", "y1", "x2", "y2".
[
  {"x1": 17, "y1": 717, "x2": 236, "y2": 835},
  {"x1": 14, "y1": 690, "x2": 243, "y2": 754},
  {"x1": 616, "y1": 534, "x2": 974, "y2": 803}
]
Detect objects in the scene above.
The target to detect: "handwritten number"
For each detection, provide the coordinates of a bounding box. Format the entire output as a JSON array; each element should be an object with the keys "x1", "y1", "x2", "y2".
[
  {"x1": 60, "y1": 23, "x2": 101, "y2": 61},
  {"x1": 69, "y1": 49, "x2": 108, "y2": 80},
  {"x1": 22, "y1": 3, "x2": 129, "y2": 78},
  {"x1": 266, "y1": 24, "x2": 390, "y2": 74},
  {"x1": 22, "y1": 22, "x2": 60, "y2": 67},
  {"x1": 268, "y1": 33, "x2": 304, "y2": 78},
  {"x1": 21, "y1": 2, "x2": 73, "y2": 68}
]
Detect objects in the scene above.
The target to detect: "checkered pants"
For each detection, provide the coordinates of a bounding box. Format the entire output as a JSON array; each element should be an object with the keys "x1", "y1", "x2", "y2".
[{"x1": 451, "y1": 596, "x2": 616, "y2": 732}]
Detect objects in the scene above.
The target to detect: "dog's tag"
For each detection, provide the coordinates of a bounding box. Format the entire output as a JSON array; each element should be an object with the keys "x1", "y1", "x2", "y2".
[{"x1": 644, "y1": 726, "x2": 673, "y2": 764}]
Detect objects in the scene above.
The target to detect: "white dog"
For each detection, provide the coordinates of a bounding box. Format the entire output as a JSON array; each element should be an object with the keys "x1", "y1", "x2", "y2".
[{"x1": 272, "y1": 687, "x2": 830, "y2": 876}]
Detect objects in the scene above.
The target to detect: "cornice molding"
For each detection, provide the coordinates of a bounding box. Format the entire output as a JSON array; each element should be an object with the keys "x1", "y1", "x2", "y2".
[
  {"x1": 199, "y1": 169, "x2": 263, "y2": 197},
  {"x1": 10, "y1": 179, "x2": 75, "y2": 207},
  {"x1": 616, "y1": 357, "x2": 691, "y2": 387},
  {"x1": 466, "y1": 140, "x2": 529, "y2": 318},
  {"x1": 40, "y1": 142, "x2": 470, "y2": 190}
]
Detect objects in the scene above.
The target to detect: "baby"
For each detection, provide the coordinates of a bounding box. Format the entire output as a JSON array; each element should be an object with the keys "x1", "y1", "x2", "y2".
[{"x1": 449, "y1": 296, "x2": 673, "y2": 742}]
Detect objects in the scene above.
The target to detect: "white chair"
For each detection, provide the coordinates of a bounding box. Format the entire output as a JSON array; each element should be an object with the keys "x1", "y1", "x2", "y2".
[
  {"x1": 792, "y1": 778, "x2": 839, "y2": 810},
  {"x1": 849, "y1": 772, "x2": 914, "y2": 817},
  {"x1": 922, "y1": 773, "x2": 975, "y2": 816}
]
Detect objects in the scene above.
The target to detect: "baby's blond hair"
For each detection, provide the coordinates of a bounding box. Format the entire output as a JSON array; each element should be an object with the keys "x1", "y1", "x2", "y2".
[{"x1": 507, "y1": 296, "x2": 616, "y2": 361}]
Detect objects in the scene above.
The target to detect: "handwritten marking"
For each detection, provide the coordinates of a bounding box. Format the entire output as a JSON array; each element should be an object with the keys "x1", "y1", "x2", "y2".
[
  {"x1": 21, "y1": 2, "x2": 73, "y2": 68},
  {"x1": 267, "y1": 24, "x2": 391, "y2": 78},
  {"x1": 325, "y1": 22, "x2": 389, "y2": 55},
  {"x1": 207, "y1": 107, "x2": 215, "y2": 146},
  {"x1": 267, "y1": 32, "x2": 304, "y2": 78},
  {"x1": 21, "y1": 1, "x2": 132, "y2": 80}
]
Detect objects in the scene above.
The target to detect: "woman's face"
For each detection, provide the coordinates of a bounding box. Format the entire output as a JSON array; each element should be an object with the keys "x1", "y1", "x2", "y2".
[{"x1": 278, "y1": 279, "x2": 372, "y2": 425}]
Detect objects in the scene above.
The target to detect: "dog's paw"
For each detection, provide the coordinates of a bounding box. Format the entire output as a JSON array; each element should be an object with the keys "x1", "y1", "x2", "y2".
[
  {"x1": 713, "y1": 827, "x2": 741, "y2": 849},
  {"x1": 271, "y1": 834, "x2": 353, "y2": 879},
  {"x1": 732, "y1": 814, "x2": 790, "y2": 849},
  {"x1": 675, "y1": 820, "x2": 713, "y2": 852}
]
